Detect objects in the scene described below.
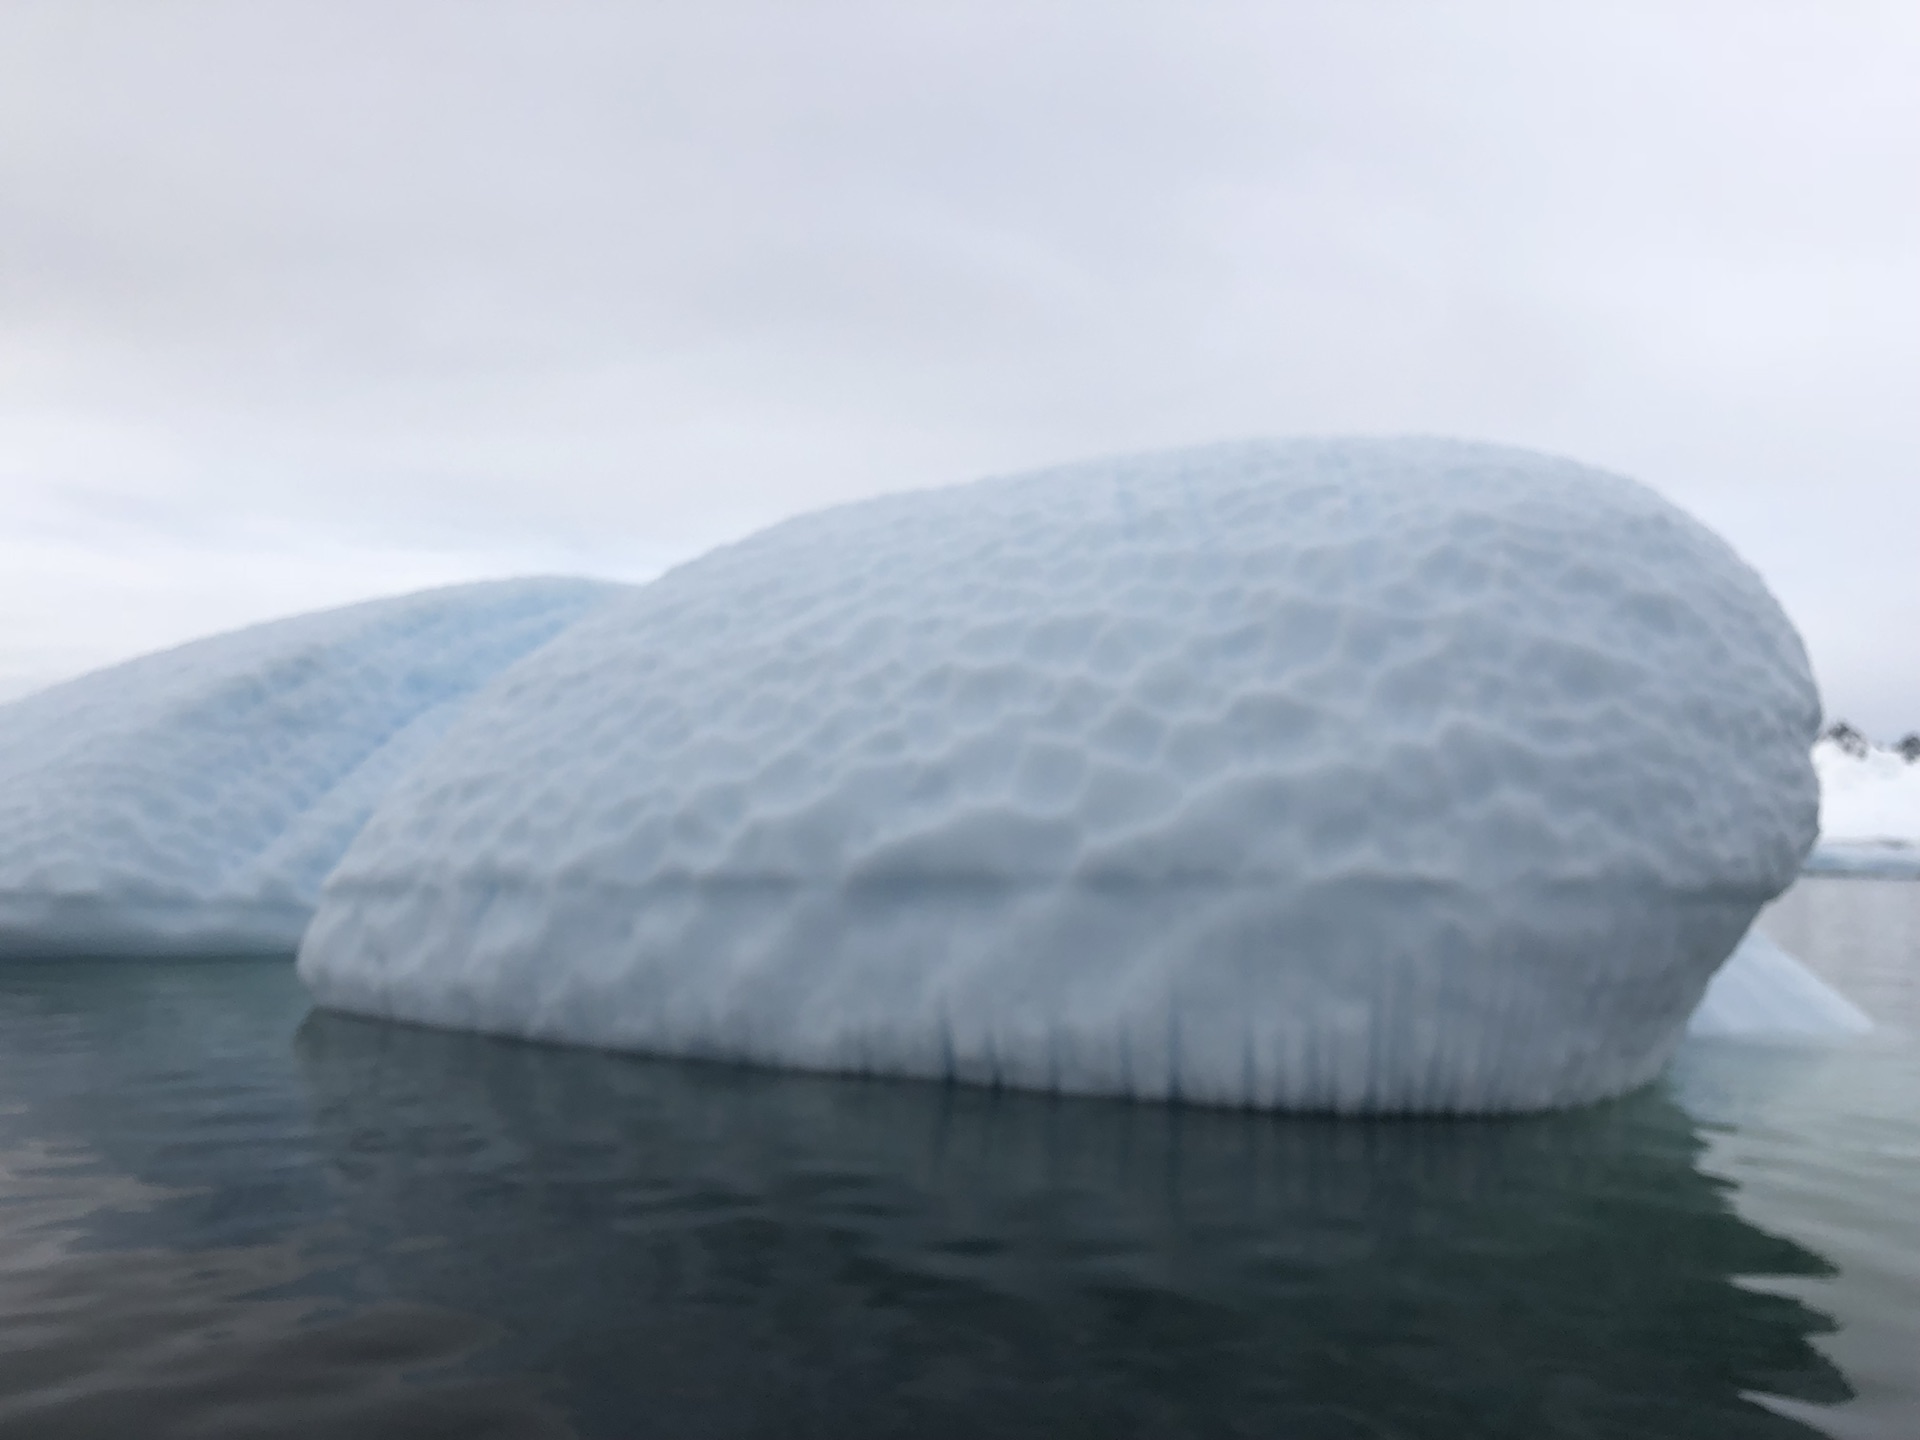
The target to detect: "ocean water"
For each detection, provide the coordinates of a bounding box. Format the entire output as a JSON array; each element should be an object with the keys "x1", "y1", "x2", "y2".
[{"x1": 0, "y1": 881, "x2": 1913, "y2": 1438}]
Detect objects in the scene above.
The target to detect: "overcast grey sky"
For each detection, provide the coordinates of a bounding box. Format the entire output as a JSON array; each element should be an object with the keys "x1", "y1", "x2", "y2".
[{"x1": 2, "y1": 2, "x2": 1915, "y2": 732}]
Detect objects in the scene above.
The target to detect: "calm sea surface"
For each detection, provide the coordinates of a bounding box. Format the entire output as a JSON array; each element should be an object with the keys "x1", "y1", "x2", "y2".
[{"x1": 0, "y1": 878, "x2": 1914, "y2": 1438}]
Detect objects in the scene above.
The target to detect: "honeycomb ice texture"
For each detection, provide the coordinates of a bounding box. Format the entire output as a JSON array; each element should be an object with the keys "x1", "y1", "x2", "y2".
[
  {"x1": 0, "y1": 578, "x2": 619, "y2": 956},
  {"x1": 295, "y1": 438, "x2": 1823, "y2": 1111}
]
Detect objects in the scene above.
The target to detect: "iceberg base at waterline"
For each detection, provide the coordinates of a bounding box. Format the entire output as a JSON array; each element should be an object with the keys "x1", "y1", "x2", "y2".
[{"x1": 306, "y1": 881, "x2": 1865, "y2": 1113}]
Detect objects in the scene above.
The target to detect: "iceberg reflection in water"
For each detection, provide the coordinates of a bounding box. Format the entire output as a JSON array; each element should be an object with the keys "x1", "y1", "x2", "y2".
[
  {"x1": 295, "y1": 1009, "x2": 1849, "y2": 1438},
  {"x1": 0, "y1": 959, "x2": 1878, "y2": 1438}
]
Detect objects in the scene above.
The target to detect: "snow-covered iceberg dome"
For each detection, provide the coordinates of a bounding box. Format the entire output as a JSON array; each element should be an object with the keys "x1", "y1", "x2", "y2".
[
  {"x1": 0, "y1": 578, "x2": 620, "y2": 958},
  {"x1": 300, "y1": 439, "x2": 1821, "y2": 1112}
]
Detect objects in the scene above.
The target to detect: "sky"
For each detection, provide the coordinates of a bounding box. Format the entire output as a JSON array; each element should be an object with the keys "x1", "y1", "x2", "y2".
[{"x1": 2, "y1": 2, "x2": 1916, "y2": 734}]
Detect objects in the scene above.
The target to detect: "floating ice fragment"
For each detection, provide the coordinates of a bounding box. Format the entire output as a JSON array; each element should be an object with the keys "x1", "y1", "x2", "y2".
[{"x1": 1687, "y1": 928, "x2": 1872, "y2": 1039}]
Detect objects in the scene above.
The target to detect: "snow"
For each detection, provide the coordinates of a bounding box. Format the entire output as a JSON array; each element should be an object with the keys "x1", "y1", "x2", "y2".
[
  {"x1": 0, "y1": 578, "x2": 620, "y2": 957},
  {"x1": 1686, "y1": 926, "x2": 1871, "y2": 1039},
  {"x1": 1807, "y1": 737, "x2": 1920, "y2": 878},
  {"x1": 300, "y1": 438, "x2": 1821, "y2": 1113}
]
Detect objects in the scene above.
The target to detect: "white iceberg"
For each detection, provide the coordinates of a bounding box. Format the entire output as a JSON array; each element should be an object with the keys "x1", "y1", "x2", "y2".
[
  {"x1": 300, "y1": 439, "x2": 1820, "y2": 1113},
  {"x1": 1686, "y1": 927, "x2": 1872, "y2": 1039},
  {"x1": 0, "y1": 578, "x2": 620, "y2": 957}
]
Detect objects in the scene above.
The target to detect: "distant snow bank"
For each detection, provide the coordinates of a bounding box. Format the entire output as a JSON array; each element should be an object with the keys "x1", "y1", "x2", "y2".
[
  {"x1": 0, "y1": 579, "x2": 622, "y2": 957},
  {"x1": 1810, "y1": 735, "x2": 1920, "y2": 877}
]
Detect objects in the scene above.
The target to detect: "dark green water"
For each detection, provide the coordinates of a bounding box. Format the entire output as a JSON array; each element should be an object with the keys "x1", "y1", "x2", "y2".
[{"x1": 0, "y1": 879, "x2": 1913, "y2": 1438}]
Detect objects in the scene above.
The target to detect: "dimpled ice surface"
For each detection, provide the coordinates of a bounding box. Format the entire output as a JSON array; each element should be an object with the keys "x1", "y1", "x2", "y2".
[
  {"x1": 0, "y1": 579, "x2": 620, "y2": 957},
  {"x1": 300, "y1": 439, "x2": 1821, "y2": 1112}
]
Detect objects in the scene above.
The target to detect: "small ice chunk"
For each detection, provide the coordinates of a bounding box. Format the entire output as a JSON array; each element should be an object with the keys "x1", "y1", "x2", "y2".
[{"x1": 1687, "y1": 928, "x2": 1872, "y2": 1038}]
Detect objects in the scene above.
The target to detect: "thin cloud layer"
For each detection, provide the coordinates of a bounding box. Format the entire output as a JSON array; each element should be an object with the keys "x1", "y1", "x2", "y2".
[{"x1": 2, "y1": 2, "x2": 1915, "y2": 730}]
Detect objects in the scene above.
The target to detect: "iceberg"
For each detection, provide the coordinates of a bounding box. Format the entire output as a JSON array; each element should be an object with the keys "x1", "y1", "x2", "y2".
[
  {"x1": 0, "y1": 578, "x2": 620, "y2": 957},
  {"x1": 300, "y1": 439, "x2": 1821, "y2": 1113}
]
